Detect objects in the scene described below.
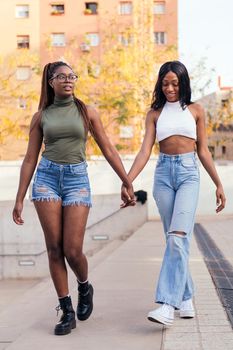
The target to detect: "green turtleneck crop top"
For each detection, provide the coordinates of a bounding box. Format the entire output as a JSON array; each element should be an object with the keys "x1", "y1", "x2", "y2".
[{"x1": 41, "y1": 95, "x2": 86, "y2": 164}]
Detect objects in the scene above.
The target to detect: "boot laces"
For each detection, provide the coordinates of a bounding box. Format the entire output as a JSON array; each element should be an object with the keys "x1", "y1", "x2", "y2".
[{"x1": 55, "y1": 305, "x2": 61, "y2": 316}]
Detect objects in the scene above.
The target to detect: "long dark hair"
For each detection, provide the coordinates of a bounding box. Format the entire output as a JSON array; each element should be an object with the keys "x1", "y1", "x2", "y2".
[
  {"x1": 38, "y1": 61, "x2": 91, "y2": 133},
  {"x1": 151, "y1": 61, "x2": 192, "y2": 110}
]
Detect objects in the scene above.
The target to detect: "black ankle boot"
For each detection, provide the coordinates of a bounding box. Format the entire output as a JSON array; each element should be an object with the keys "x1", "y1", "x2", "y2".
[
  {"x1": 54, "y1": 296, "x2": 76, "y2": 335},
  {"x1": 77, "y1": 282, "x2": 94, "y2": 321}
]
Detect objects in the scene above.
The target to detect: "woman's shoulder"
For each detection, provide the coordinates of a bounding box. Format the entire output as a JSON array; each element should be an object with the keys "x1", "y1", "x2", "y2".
[
  {"x1": 31, "y1": 110, "x2": 43, "y2": 122},
  {"x1": 147, "y1": 108, "x2": 162, "y2": 117},
  {"x1": 29, "y1": 110, "x2": 44, "y2": 131},
  {"x1": 86, "y1": 105, "x2": 99, "y2": 120},
  {"x1": 146, "y1": 108, "x2": 162, "y2": 123},
  {"x1": 86, "y1": 104, "x2": 96, "y2": 112},
  {"x1": 188, "y1": 102, "x2": 205, "y2": 116}
]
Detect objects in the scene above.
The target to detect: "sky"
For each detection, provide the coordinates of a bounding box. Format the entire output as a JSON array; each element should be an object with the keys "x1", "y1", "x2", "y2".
[{"x1": 178, "y1": 0, "x2": 233, "y2": 94}]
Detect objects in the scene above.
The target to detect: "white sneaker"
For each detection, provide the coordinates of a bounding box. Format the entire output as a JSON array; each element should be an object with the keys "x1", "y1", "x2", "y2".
[
  {"x1": 147, "y1": 304, "x2": 174, "y2": 326},
  {"x1": 179, "y1": 299, "x2": 195, "y2": 318}
]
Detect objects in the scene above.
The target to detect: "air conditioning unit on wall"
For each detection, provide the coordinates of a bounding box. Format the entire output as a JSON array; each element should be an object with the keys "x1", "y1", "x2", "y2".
[{"x1": 80, "y1": 43, "x2": 90, "y2": 52}]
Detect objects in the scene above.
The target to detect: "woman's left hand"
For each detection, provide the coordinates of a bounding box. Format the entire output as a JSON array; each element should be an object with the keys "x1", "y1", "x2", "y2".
[{"x1": 216, "y1": 185, "x2": 226, "y2": 213}]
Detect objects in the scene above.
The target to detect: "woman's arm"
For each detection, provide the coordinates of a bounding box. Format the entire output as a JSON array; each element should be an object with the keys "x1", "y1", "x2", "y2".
[
  {"x1": 13, "y1": 112, "x2": 43, "y2": 224},
  {"x1": 194, "y1": 103, "x2": 226, "y2": 212},
  {"x1": 87, "y1": 106, "x2": 135, "y2": 203},
  {"x1": 120, "y1": 109, "x2": 157, "y2": 207},
  {"x1": 127, "y1": 109, "x2": 157, "y2": 182}
]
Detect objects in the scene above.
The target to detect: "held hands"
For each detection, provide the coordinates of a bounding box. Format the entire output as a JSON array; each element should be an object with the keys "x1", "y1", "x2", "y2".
[
  {"x1": 12, "y1": 201, "x2": 24, "y2": 225},
  {"x1": 120, "y1": 183, "x2": 136, "y2": 208}
]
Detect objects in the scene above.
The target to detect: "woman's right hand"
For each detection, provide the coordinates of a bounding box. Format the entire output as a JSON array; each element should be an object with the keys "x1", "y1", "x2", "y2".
[
  {"x1": 12, "y1": 201, "x2": 24, "y2": 225},
  {"x1": 215, "y1": 185, "x2": 226, "y2": 213},
  {"x1": 120, "y1": 184, "x2": 136, "y2": 208}
]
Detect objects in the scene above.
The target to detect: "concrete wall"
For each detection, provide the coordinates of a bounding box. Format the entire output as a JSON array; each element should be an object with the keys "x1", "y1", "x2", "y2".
[
  {"x1": 0, "y1": 155, "x2": 232, "y2": 278},
  {"x1": 1, "y1": 157, "x2": 233, "y2": 218},
  {"x1": 0, "y1": 195, "x2": 147, "y2": 279}
]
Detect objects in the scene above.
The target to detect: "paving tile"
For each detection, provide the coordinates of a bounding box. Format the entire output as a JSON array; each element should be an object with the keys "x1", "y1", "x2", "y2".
[
  {"x1": 164, "y1": 341, "x2": 201, "y2": 350},
  {"x1": 199, "y1": 325, "x2": 233, "y2": 333},
  {"x1": 198, "y1": 319, "x2": 230, "y2": 326},
  {"x1": 196, "y1": 310, "x2": 228, "y2": 318},
  {"x1": 165, "y1": 333, "x2": 200, "y2": 341},
  {"x1": 201, "y1": 333, "x2": 233, "y2": 341},
  {"x1": 168, "y1": 326, "x2": 198, "y2": 333},
  {"x1": 197, "y1": 315, "x2": 228, "y2": 322}
]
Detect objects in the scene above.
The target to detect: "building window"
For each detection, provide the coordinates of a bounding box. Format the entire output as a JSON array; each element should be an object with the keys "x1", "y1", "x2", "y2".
[
  {"x1": 84, "y1": 2, "x2": 98, "y2": 14},
  {"x1": 17, "y1": 98, "x2": 27, "y2": 109},
  {"x1": 222, "y1": 145, "x2": 226, "y2": 155},
  {"x1": 153, "y1": 1, "x2": 165, "y2": 14},
  {"x1": 16, "y1": 66, "x2": 31, "y2": 80},
  {"x1": 154, "y1": 31, "x2": 167, "y2": 44},
  {"x1": 17, "y1": 35, "x2": 30, "y2": 49},
  {"x1": 50, "y1": 4, "x2": 65, "y2": 15},
  {"x1": 120, "y1": 126, "x2": 134, "y2": 139},
  {"x1": 86, "y1": 33, "x2": 99, "y2": 46},
  {"x1": 119, "y1": 2, "x2": 132, "y2": 15},
  {"x1": 51, "y1": 33, "x2": 66, "y2": 46},
  {"x1": 118, "y1": 33, "x2": 133, "y2": 46},
  {"x1": 15, "y1": 4, "x2": 29, "y2": 18}
]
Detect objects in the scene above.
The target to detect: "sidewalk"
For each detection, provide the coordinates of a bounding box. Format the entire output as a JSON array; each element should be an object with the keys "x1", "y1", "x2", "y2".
[{"x1": 0, "y1": 220, "x2": 233, "y2": 350}]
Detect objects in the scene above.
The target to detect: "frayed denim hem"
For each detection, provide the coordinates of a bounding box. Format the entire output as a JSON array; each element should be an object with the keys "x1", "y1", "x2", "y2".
[
  {"x1": 62, "y1": 201, "x2": 92, "y2": 207},
  {"x1": 31, "y1": 197, "x2": 61, "y2": 203},
  {"x1": 31, "y1": 198, "x2": 92, "y2": 207}
]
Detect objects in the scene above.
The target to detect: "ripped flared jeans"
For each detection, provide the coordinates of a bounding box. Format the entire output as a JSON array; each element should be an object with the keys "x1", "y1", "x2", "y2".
[{"x1": 153, "y1": 152, "x2": 200, "y2": 309}]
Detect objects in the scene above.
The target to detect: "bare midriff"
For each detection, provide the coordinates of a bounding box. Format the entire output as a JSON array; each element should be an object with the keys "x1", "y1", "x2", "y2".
[{"x1": 159, "y1": 135, "x2": 196, "y2": 155}]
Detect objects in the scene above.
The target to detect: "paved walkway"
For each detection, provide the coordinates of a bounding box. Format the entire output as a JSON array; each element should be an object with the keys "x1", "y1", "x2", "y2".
[{"x1": 1, "y1": 219, "x2": 233, "y2": 350}]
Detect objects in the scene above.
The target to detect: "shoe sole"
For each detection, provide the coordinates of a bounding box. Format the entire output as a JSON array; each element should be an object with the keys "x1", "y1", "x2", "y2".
[
  {"x1": 77, "y1": 285, "x2": 94, "y2": 321},
  {"x1": 147, "y1": 315, "x2": 173, "y2": 326},
  {"x1": 180, "y1": 310, "x2": 195, "y2": 318},
  {"x1": 54, "y1": 319, "x2": 76, "y2": 335}
]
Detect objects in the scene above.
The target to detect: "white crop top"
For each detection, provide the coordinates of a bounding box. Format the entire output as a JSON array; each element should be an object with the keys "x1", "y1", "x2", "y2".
[{"x1": 156, "y1": 101, "x2": 197, "y2": 142}]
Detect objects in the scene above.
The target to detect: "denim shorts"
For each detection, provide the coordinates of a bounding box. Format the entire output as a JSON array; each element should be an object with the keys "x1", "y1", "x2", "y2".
[{"x1": 31, "y1": 157, "x2": 92, "y2": 207}]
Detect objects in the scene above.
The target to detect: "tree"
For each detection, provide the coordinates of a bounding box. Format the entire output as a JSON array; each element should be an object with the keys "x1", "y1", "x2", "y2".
[
  {"x1": 1, "y1": 0, "x2": 177, "y2": 158},
  {"x1": 189, "y1": 57, "x2": 215, "y2": 100},
  {"x1": 0, "y1": 50, "x2": 40, "y2": 159},
  {"x1": 72, "y1": 1, "x2": 177, "y2": 154}
]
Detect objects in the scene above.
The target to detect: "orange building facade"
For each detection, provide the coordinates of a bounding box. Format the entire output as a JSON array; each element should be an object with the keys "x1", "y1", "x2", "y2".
[
  {"x1": 0, "y1": 1, "x2": 177, "y2": 159},
  {"x1": 1, "y1": 1, "x2": 177, "y2": 63}
]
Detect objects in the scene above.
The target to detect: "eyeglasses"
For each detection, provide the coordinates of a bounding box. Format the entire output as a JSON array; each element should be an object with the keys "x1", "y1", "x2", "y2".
[{"x1": 50, "y1": 73, "x2": 78, "y2": 82}]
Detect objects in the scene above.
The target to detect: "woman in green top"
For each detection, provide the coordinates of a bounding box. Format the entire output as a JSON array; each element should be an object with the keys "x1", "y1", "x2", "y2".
[{"x1": 12, "y1": 61, "x2": 135, "y2": 336}]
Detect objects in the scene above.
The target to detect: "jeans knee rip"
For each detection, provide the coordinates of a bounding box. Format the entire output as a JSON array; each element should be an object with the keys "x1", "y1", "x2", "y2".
[{"x1": 168, "y1": 231, "x2": 187, "y2": 238}]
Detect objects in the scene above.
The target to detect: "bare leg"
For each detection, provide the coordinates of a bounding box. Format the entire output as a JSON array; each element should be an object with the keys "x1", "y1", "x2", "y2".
[
  {"x1": 63, "y1": 205, "x2": 90, "y2": 281},
  {"x1": 34, "y1": 201, "x2": 68, "y2": 297}
]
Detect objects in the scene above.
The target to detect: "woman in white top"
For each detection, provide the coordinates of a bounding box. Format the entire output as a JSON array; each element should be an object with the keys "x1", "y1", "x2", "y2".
[{"x1": 121, "y1": 61, "x2": 226, "y2": 326}]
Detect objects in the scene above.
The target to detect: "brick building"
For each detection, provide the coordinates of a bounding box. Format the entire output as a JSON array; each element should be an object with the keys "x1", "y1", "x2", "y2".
[
  {"x1": 0, "y1": 1, "x2": 178, "y2": 159},
  {"x1": 198, "y1": 79, "x2": 233, "y2": 160}
]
